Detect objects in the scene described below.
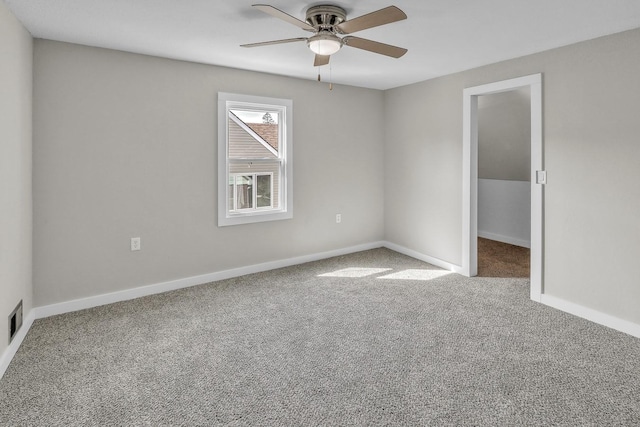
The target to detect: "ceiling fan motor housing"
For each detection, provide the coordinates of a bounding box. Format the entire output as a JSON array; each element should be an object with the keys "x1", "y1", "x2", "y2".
[{"x1": 305, "y1": 5, "x2": 347, "y2": 31}]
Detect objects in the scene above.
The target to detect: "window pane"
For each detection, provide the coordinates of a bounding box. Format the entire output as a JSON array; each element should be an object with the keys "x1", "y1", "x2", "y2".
[
  {"x1": 230, "y1": 162, "x2": 280, "y2": 209},
  {"x1": 256, "y1": 175, "x2": 272, "y2": 208},
  {"x1": 236, "y1": 175, "x2": 253, "y2": 210},
  {"x1": 230, "y1": 109, "x2": 279, "y2": 125},
  {"x1": 228, "y1": 109, "x2": 280, "y2": 158}
]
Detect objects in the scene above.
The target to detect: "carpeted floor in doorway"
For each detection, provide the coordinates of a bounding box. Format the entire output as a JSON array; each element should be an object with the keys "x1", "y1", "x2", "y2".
[
  {"x1": 477, "y1": 237, "x2": 530, "y2": 278},
  {"x1": 0, "y1": 248, "x2": 638, "y2": 426}
]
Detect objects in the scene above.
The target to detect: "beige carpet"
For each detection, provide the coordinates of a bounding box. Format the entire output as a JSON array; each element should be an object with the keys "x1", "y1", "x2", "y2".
[{"x1": 477, "y1": 237, "x2": 530, "y2": 278}]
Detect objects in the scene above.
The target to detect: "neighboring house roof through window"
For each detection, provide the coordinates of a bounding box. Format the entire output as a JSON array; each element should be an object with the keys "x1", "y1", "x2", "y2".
[{"x1": 228, "y1": 111, "x2": 278, "y2": 156}]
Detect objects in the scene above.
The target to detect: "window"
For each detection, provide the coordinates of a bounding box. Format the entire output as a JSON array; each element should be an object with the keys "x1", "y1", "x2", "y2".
[{"x1": 218, "y1": 93, "x2": 292, "y2": 226}]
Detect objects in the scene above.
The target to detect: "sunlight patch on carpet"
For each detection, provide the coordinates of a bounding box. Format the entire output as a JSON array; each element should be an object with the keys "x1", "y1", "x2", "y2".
[
  {"x1": 318, "y1": 267, "x2": 393, "y2": 278},
  {"x1": 378, "y1": 269, "x2": 452, "y2": 281}
]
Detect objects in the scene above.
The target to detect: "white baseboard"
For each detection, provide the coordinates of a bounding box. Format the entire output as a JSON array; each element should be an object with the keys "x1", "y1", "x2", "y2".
[
  {"x1": 382, "y1": 241, "x2": 465, "y2": 274},
  {"x1": 540, "y1": 294, "x2": 640, "y2": 339},
  {"x1": 0, "y1": 310, "x2": 36, "y2": 380},
  {"x1": 478, "y1": 230, "x2": 530, "y2": 248},
  {"x1": 23, "y1": 242, "x2": 462, "y2": 325},
  {"x1": 34, "y1": 241, "x2": 385, "y2": 320}
]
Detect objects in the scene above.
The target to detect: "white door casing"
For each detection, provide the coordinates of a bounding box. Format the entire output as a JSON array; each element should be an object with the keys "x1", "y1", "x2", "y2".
[{"x1": 462, "y1": 74, "x2": 543, "y2": 302}]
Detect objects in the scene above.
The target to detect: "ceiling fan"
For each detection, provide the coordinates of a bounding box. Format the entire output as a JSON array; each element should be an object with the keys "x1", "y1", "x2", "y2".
[{"x1": 241, "y1": 4, "x2": 408, "y2": 67}]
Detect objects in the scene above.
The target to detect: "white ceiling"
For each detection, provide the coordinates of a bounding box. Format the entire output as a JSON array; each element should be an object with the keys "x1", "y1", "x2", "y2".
[{"x1": 5, "y1": 0, "x2": 640, "y2": 90}]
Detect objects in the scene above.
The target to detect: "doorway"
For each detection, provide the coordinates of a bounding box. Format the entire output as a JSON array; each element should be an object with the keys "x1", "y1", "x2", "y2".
[
  {"x1": 477, "y1": 88, "x2": 531, "y2": 278},
  {"x1": 462, "y1": 74, "x2": 543, "y2": 302}
]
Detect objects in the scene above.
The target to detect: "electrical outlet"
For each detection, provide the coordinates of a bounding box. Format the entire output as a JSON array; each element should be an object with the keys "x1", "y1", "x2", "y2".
[
  {"x1": 336, "y1": 213, "x2": 341, "y2": 224},
  {"x1": 131, "y1": 237, "x2": 141, "y2": 251}
]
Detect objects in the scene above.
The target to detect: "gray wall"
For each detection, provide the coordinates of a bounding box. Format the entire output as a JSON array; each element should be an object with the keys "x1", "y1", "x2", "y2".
[
  {"x1": 478, "y1": 179, "x2": 530, "y2": 247},
  {"x1": 385, "y1": 28, "x2": 640, "y2": 325},
  {"x1": 478, "y1": 88, "x2": 531, "y2": 181},
  {"x1": 0, "y1": 2, "x2": 33, "y2": 353},
  {"x1": 33, "y1": 40, "x2": 385, "y2": 306}
]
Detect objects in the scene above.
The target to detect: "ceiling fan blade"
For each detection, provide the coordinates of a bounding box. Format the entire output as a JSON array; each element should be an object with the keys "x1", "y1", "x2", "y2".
[
  {"x1": 241, "y1": 37, "x2": 308, "y2": 48},
  {"x1": 343, "y1": 36, "x2": 407, "y2": 58},
  {"x1": 253, "y1": 4, "x2": 315, "y2": 32},
  {"x1": 314, "y1": 54, "x2": 330, "y2": 67},
  {"x1": 336, "y1": 6, "x2": 407, "y2": 34}
]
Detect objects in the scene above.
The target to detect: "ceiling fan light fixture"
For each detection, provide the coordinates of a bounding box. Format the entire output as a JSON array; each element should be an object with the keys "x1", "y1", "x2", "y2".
[{"x1": 307, "y1": 33, "x2": 342, "y2": 56}]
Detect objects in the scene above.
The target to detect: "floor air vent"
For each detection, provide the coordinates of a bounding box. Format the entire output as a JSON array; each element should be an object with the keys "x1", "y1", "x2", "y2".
[{"x1": 9, "y1": 300, "x2": 23, "y2": 344}]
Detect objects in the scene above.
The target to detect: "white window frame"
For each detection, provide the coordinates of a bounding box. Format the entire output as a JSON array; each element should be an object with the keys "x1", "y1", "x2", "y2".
[{"x1": 218, "y1": 92, "x2": 293, "y2": 226}]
